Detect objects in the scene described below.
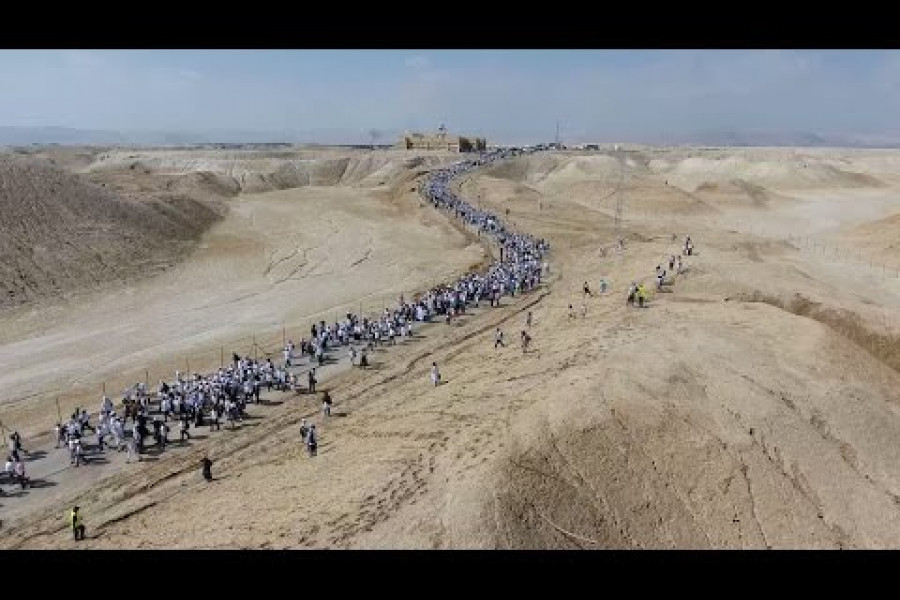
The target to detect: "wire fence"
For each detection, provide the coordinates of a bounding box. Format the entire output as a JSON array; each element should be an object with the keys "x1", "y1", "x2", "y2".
[
  {"x1": 0, "y1": 285, "x2": 441, "y2": 442},
  {"x1": 1, "y1": 171, "x2": 513, "y2": 442},
  {"x1": 718, "y1": 216, "x2": 900, "y2": 281}
]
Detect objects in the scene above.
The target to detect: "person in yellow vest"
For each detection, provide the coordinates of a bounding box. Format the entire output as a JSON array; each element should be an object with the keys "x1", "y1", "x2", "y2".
[
  {"x1": 70, "y1": 506, "x2": 85, "y2": 541},
  {"x1": 637, "y1": 284, "x2": 647, "y2": 308}
]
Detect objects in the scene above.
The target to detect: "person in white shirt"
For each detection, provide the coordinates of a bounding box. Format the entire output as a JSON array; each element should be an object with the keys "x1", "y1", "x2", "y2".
[
  {"x1": 126, "y1": 436, "x2": 139, "y2": 463},
  {"x1": 494, "y1": 328, "x2": 506, "y2": 348},
  {"x1": 430, "y1": 362, "x2": 441, "y2": 387}
]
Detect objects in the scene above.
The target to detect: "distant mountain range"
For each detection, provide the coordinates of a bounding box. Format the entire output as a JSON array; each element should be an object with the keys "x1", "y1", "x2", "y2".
[
  {"x1": 652, "y1": 130, "x2": 900, "y2": 148},
  {"x1": 0, "y1": 126, "x2": 128, "y2": 145},
  {"x1": 564, "y1": 130, "x2": 900, "y2": 149},
  {"x1": 0, "y1": 126, "x2": 396, "y2": 147},
  {"x1": 3, "y1": 126, "x2": 900, "y2": 149}
]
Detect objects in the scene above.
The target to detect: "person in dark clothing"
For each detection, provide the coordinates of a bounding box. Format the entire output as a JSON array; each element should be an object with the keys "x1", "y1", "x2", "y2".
[
  {"x1": 70, "y1": 506, "x2": 85, "y2": 541},
  {"x1": 134, "y1": 424, "x2": 144, "y2": 453},
  {"x1": 201, "y1": 456, "x2": 213, "y2": 482},
  {"x1": 152, "y1": 419, "x2": 162, "y2": 447},
  {"x1": 180, "y1": 417, "x2": 191, "y2": 442},
  {"x1": 306, "y1": 425, "x2": 318, "y2": 457},
  {"x1": 11, "y1": 431, "x2": 25, "y2": 455},
  {"x1": 308, "y1": 369, "x2": 317, "y2": 394}
]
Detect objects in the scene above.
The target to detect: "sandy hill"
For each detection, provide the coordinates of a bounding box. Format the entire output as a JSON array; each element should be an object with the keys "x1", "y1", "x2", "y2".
[
  {"x1": 0, "y1": 156, "x2": 222, "y2": 309},
  {"x1": 0, "y1": 148, "x2": 455, "y2": 310},
  {"x1": 478, "y1": 150, "x2": 891, "y2": 218},
  {"x1": 86, "y1": 149, "x2": 454, "y2": 195},
  {"x1": 649, "y1": 154, "x2": 884, "y2": 193},
  {"x1": 840, "y1": 212, "x2": 900, "y2": 264}
]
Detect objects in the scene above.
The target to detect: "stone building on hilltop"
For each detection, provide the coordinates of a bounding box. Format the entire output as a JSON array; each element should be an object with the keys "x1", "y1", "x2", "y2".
[{"x1": 396, "y1": 124, "x2": 486, "y2": 153}]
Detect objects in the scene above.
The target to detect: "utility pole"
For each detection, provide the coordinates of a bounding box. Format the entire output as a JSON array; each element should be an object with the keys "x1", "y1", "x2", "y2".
[
  {"x1": 555, "y1": 120, "x2": 560, "y2": 146},
  {"x1": 615, "y1": 145, "x2": 627, "y2": 236}
]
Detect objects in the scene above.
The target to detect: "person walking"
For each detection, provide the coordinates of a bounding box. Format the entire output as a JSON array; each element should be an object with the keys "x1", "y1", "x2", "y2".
[
  {"x1": 322, "y1": 391, "x2": 333, "y2": 418},
  {"x1": 180, "y1": 417, "x2": 191, "y2": 443},
  {"x1": 126, "y1": 436, "x2": 139, "y2": 463},
  {"x1": 306, "y1": 425, "x2": 318, "y2": 457},
  {"x1": 521, "y1": 330, "x2": 532, "y2": 354},
  {"x1": 308, "y1": 369, "x2": 317, "y2": 395},
  {"x1": 14, "y1": 459, "x2": 28, "y2": 489},
  {"x1": 70, "y1": 506, "x2": 86, "y2": 541},
  {"x1": 201, "y1": 456, "x2": 213, "y2": 482},
  {"x1": 210, "y1": 405, "x2": 220, "y2": 432}
]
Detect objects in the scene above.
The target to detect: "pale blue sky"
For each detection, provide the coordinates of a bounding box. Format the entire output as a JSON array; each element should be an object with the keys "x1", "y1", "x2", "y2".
[{"x1": 1, "y1": 50, "x2": 898, "y2": 143}]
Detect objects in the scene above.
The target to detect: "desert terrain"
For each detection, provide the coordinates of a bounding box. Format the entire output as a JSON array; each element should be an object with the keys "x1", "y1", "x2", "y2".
[
  {"x1": 0, "y1": 147, "x2": 481, "y2": 438},
  {"x1": 1, "y1": 143, "x2": 900, "y2": 549}
]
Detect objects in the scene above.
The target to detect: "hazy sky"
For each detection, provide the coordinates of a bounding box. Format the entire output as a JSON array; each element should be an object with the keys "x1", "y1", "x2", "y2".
[{"x1": 1, "y1": 50, "x2": 898, "y2": 142}]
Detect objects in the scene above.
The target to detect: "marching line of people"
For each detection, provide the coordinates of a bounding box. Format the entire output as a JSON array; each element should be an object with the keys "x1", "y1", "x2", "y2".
[
  {"x1": 419, "y1": 145, "x2": 551, "y2": 386},
  {"x1": 4, "y1": 144, "x2": 557, "y2": 534}
]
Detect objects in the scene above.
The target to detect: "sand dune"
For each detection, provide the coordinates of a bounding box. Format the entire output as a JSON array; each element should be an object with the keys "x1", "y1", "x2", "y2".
[
  {"x1": 0, "y1": 155, "x2": 223, "y2": 310},
  {"x1": 0, "y1": 148, "x2": 459, "y2": 311},
  {"x1": 87, "y1": 148, "x2": 454, "y2": 193},
  {"x1": 838, "y1": 211, "x2": 900, "y2": 266},
  {"x1": 651, "y1": 154, "x2": 884, "y2": 192}
]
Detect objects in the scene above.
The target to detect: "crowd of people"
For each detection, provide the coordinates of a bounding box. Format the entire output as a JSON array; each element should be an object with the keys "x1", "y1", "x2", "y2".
[
  {"x1": 2, "y1": 145, "x2": 556, "y2": 515},
  {"x1": 7, "y1": 143, "x2": 700, "y2": 545},
  {"x1": 625, "y1": 234, "x2": 694, "y2": 308},
  {"x1": 6, "y1": 139, "x2": 696, "y2": 544}
]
